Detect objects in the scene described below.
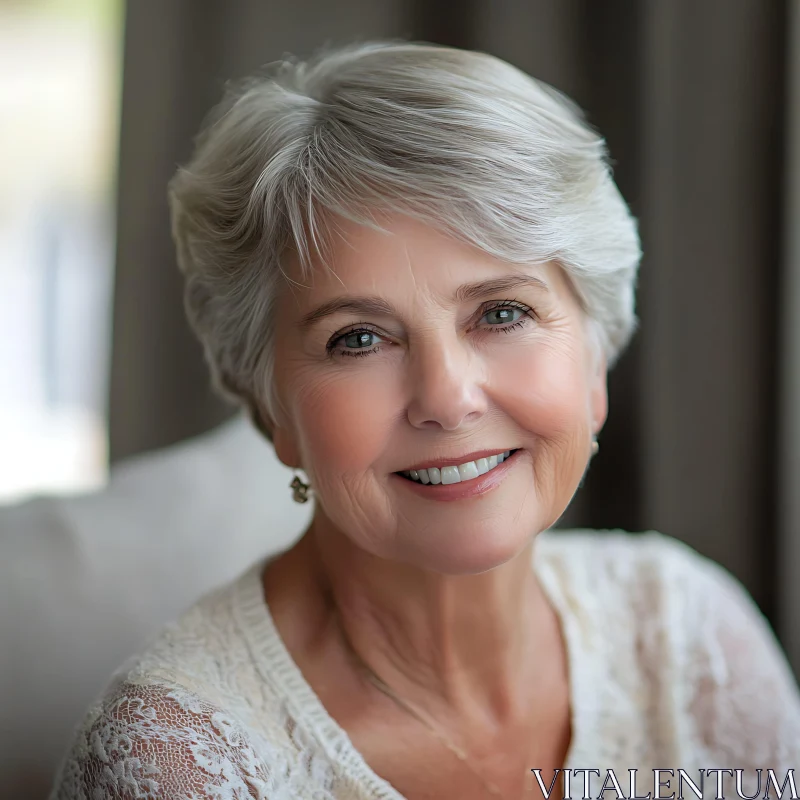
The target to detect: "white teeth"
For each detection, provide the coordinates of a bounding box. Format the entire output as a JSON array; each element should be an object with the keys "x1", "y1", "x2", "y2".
[
  {"x1": 458, "y1": 461, "x2": 479, "y2": 481},
  {"x1": 402, "y1": 451, "x2": 517, "y2": 485},
  {"x1": 441, "y1": 465, "x2": 461, "y2": 485}
]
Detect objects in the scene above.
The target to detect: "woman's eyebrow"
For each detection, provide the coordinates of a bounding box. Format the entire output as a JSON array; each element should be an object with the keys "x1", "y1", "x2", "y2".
[
  {"x1": 298, "y1": 275, "x2": 550, "y2": 329},
  {"x1": 299, "y1": 297, "x2": 395, "y2": 329},
  {"x1": 454, "y1": 275, "x2": 550, "y2": 302}
]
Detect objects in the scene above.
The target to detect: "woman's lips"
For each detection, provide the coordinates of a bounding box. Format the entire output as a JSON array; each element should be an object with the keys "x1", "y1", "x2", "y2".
[
  {"x1": 399, "y1": 448, "x2": 518, "y2": 473},
  {"x1": 398, "y1": 449, "x2": 518, "y2": 485},
  {"x1": 392, "y1": 449, "x2": 523, "y2": 502}
]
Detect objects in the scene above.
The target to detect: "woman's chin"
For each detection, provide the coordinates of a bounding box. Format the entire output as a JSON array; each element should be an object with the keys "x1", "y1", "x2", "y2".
[{"x1": 400, "y1": 528, "x2": 535, "y2": 575}]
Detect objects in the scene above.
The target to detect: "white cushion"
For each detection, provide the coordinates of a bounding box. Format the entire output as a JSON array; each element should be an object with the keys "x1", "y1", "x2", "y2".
[{"x1": 0, "y1": 415, "x2": 311, "y2": 797}]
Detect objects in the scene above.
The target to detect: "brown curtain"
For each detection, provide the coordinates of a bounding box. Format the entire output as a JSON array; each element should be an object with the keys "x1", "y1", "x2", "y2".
[
  {"x1": 109, "y1": 1, "x2": 798, "y2": 669},
  {"x1": 779, "y1": 0, "x2": 800, "y2": 673}
]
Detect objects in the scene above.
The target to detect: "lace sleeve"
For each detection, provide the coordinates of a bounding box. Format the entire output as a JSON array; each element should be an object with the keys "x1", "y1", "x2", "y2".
[
  {"x1": 679, "y1": 544, "x2": 800, "y2": 766},
  {"x1": 50, "y1": 681, "x2": 291, "y2": 800}
]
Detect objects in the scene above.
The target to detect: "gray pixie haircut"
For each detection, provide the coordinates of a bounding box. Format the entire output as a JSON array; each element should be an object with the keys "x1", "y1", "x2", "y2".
[{"x1": 169, "y1": 40, "x2": 641, "y2": 433}]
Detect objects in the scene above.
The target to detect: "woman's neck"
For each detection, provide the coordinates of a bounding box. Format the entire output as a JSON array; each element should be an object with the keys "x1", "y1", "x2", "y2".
[{"x1": 266, "y1": 514, "x2": 557, "y2": 728}]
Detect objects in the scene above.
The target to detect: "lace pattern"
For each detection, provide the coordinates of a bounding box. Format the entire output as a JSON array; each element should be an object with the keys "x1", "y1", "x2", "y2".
[{"x1": 55, "y1": 682, "x2": 345, "y2": 799}]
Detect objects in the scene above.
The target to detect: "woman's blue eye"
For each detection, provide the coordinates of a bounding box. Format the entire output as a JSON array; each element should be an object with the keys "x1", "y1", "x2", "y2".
[
  {"x1": 483, "y1": 307, "x2": 524, "y2": 325},
  {"x1": 342, "y1": 330, "x2": 381, "y2": 349},
  {"x1": 327, "y1": 325, "x2": 386, "y2": 359}
]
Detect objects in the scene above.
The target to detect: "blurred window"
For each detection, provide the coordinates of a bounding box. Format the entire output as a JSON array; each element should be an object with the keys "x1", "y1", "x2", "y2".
[{"x1": 0, "y1": 0, "x2": 121, "y2": 502}]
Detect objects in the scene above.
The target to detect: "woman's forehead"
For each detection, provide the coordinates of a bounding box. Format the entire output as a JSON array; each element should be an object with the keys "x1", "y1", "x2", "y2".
[{"x1": 282, "y1": 213, "x2": 564, "y2": 303}]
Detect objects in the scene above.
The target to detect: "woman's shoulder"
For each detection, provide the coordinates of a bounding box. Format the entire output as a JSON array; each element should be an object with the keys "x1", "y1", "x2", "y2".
[
  {"x1": 120, "y1": 559, "x2": 265, "y2": 693},
  {"x1": 75, "y1": 556, "x2": 277, "y2": 743},
  {"x1": 537, "y1": 528, "x2": 800, "y2": 765},
  {"x1": 532, "y1": 527, "x2": 757, "y2": 655},
  {"x1": 49, "y1": 557, "x2": 335, "y2": 798},
  {"x1": 537, "y1": 524, "x2": 701, "y2": 562},
  {"x1": 535, "y1": 526, "x2": 722, "y2": 597},
  {"x1": 49, "y1": 671, "x2": 303, "y2": 799},
  {"x1": 534, "y1": 526, "x2": 783, "y2": 642}
]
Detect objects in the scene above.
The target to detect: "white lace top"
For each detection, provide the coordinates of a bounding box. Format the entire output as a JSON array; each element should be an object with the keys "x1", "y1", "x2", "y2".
[{"x1": 50, "y1": 530, "x2": 800, "y2": 800}]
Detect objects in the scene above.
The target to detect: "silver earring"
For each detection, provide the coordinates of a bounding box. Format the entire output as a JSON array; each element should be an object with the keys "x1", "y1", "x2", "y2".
[
  {"x1": 290, "y1": 469, "x2": 311, "y2": 504},
  {"x1": 591, "y1": 437, "x2": 599, "y2": 456}
]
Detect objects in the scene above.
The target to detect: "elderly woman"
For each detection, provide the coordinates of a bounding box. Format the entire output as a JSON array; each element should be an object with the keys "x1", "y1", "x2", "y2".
[{"x1": 52, "y1": 41, "x2": 800, "y2": 800}]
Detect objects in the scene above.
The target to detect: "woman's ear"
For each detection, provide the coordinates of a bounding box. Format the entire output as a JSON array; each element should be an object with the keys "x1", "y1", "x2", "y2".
[
  {"x1": 247, "y1": 391, "x2": 302, "y2": 469},
  {"x1": 590, "y1": 348, "x2": 609, "y2": 436},
  {"x1": 272, "y1": 424, "x2": 301, "y2": 470}
]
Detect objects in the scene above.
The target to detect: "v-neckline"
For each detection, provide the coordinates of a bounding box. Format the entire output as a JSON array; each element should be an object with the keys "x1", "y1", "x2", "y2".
[{"x1": 233, "y1": 531, "x2": 596, "y2": 798}]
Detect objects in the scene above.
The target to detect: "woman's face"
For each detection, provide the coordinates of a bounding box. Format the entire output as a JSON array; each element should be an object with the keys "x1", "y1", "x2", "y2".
[{"x1": 269, "y1": 214, "x2": 607, "y2": 574}]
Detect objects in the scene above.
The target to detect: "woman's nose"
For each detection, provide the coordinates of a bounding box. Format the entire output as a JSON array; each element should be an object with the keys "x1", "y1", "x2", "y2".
[{"x1": 405, "y1": 335, "x2": 488, "y2": 431}]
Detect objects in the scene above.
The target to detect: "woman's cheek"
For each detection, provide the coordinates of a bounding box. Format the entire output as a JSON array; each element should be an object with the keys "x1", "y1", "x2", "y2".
[
  {"x1": 488, "y1": 337, "x2": 591, "y2": 437},
  {"x1": 293, "y1": 365, "x2": 401, "y2": 474}
]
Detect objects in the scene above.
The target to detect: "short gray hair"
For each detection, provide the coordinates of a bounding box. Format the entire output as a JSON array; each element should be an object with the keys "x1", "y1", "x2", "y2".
[{"x1": 169, "y1": 40, "x2": 641, "y2": 432}]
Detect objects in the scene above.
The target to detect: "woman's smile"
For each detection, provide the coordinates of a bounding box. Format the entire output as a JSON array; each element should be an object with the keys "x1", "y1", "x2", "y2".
[{"x1": 391, "y1": 447, "x2": 526, "y2": 502}]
